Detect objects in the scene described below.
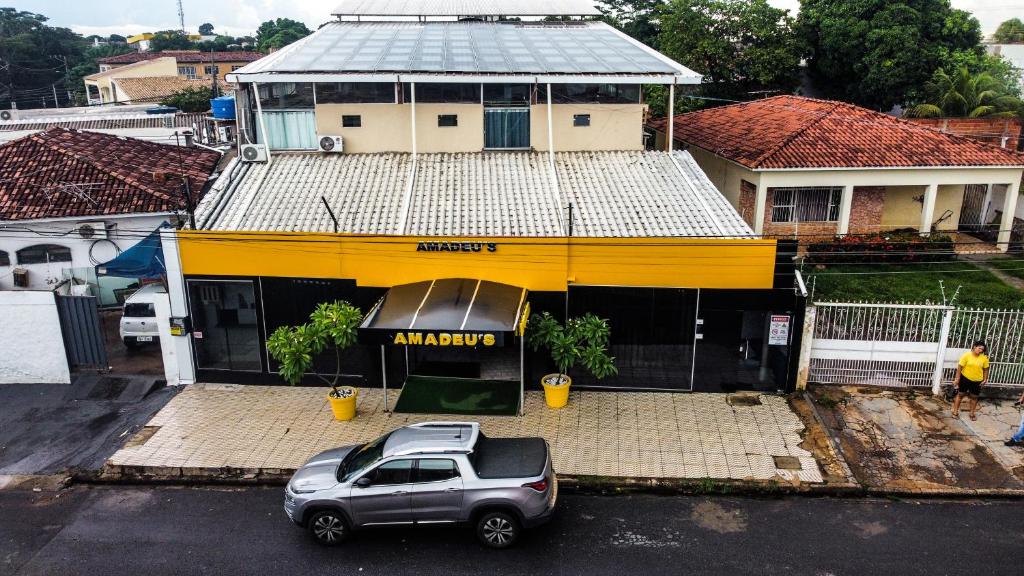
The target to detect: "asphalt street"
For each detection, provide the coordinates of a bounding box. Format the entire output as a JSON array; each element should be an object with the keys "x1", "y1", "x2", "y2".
[{"x1": 2, "y1": 486, "x2": 1022, "y2": 576}]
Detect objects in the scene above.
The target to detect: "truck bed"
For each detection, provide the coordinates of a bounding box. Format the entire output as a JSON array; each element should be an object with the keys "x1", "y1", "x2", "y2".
[{"x1": 471, "y1": 435, "x2": 548, "y2": 479}]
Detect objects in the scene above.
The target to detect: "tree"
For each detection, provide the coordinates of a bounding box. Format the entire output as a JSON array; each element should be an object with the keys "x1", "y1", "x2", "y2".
[
  {"x1": 658, "y1": 0, "x2": 801, "y2": 102},
  {"x1": 198, "y1": 22, "x2": 215, "y2": 36},
  {"x1": 266, "y1": 301, "x2": 363, "y2": 396},
  {"x1": 798, "y1": 0, "x2": 982, "y2": 110},
  {"x1": 905, "y1": 67, "x2": 1023, "y2": 119},
  {"x1": 597, "y1": 0, "x2": 667, "y2": 47},
  {"x1": 0, "y1": 8, "x2": 89, "y2": 108},
  {"x1": 994, "y1": 18, "x2": 1024, "y2": 44},
  {"x1": 526, "y1": 312, "x2": 617, "y2": 382},
  {"x1": 160, "y1": 86, "x2": 213, "y2": 112},
  {"x1": 147, "y1": 30, "x2": 195, "y2": 52},
  {"x1": 256, "y1": 18, "x2": 311, "y2": 52},
  {"x1": 108, "y1": 34, "x2": 126, "y2": 43}
]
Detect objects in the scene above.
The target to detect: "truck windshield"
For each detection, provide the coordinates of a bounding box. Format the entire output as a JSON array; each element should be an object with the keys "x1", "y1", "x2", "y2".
[{"x1": 339, "y1": 431, "x2": 392, "y2": 482}]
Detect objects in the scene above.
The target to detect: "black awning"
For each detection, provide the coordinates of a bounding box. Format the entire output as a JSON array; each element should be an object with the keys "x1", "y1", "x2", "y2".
[{"x1": 359, "y1": 278, "x2": 528, "y2": 347}]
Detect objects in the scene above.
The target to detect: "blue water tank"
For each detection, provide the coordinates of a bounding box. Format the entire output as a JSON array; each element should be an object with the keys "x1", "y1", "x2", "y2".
[{"x1": 211, "y1": 96, "x2": 236, "y2": 120}]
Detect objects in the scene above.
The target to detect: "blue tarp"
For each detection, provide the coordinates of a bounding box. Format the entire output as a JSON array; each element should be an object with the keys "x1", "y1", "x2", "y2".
[{"x1": 96, "y1": 224, "x2": 168, "y2": 278}]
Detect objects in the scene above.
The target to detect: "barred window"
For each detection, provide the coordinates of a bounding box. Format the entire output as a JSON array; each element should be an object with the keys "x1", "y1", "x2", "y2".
[{"x1": 771, "y1": 187, "x2": 842, "y2": 223}]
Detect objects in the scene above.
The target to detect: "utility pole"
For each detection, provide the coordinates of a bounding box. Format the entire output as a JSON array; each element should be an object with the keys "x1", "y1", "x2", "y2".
[
  {"x1": 53, "y1": 55, "x2": 72, "y2": 106},
  {"x1": 177, "y1": 0, "x2": 186, "y2": 34}
]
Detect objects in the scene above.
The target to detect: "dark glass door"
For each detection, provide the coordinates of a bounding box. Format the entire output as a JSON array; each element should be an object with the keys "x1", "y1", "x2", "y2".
[
  {"x1": 187, "y1": 279, "x2": 262, "y2": 372},
  {"x1": 484, "y1": 108, "x2": 530, "y2": 149}
]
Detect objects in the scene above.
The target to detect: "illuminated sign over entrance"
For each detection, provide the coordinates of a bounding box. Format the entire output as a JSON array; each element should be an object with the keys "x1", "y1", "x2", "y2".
[{"x1": 391, "y1": 332, "x2": 497, "y2": 347}]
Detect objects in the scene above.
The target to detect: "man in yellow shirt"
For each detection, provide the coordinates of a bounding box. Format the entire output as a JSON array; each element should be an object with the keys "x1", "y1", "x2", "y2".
[{"x1": 952, "y1": 340, "x2": 990, "y2": 421}]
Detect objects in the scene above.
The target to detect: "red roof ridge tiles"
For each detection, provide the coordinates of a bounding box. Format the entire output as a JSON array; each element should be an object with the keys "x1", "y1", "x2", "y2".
[{"x1": 652, "y1": 95, "x2": 1024, "y2": 170}]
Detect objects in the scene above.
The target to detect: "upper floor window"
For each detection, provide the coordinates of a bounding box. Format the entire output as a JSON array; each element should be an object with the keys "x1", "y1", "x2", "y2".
[
  {"x1": 178, "y1": 66, "x2": 197, "y2": 79},
  {"x1": 771, "y1": 187, "x2": 842, "y2": 223},
  {"x1": 231, "y1": 65, "x2": 244, "y2": 71},
  {"x1": 315, "y1": 82, "x2": 395, "y2": 104},
  {"x1": 257, "y1": 82, "x2": 314, "y2": 109},
  {"x1": 405, "y1": 83, "x2": 479, "y2": 104},
  {"x1": 17, "y1": 244, "x2": 72, "y2": 265},
  {"x1": 483, "y1": 84, "x2": 531, "y2": 107},
  {"x1": 99, "y1": 64, "x2": 111, "y2": 72},
  {"x1": 539, "y1": 84, "x2": 641, "y2": 104},
  {"x1": 0, "y1": 250, "x2": 9, "y2": 266},
  {"x1": 204, "y1": 65, "x2": 220, "y2": 75}
]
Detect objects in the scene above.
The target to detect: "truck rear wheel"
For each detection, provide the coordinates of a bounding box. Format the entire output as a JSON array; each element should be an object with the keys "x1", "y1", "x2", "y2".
[{"x1": 476, "y1": 511, "x2": 520, "y2": 549}]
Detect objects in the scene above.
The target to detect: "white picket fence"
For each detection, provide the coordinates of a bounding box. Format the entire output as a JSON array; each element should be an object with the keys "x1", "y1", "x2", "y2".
[{"x1": 802, "y1": 301, "x2": 1024, "y2": 391}]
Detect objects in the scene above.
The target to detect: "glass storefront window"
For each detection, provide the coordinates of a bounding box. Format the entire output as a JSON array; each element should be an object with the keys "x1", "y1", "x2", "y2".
[{"x1": 188, "y1": 280, "x2": 262, "y2": 372}]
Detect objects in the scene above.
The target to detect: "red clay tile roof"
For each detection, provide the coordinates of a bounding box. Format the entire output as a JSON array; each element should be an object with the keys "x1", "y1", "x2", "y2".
[
  {"x1": 97, "y1": 50, "x2": 264, "y2": 65},
  {"x1": 0, "y1": 128, "x2": 221, "y2": 221},
  {"x1": 649, "y1": 95, "x2": 1024, "y2": 170}
]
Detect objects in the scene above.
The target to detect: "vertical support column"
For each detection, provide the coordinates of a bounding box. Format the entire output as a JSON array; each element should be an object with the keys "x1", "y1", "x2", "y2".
[
  {"x1": 998, "y1": 179, "x2": 1021, "y2": 252},
  {"x1": 754, "y1": 182, "x2": 768, "y2": 236},
  {"x1": 252, "y1": 81, "x2": 272, "y2": 164},
  {"x1": 546, "y1": 83, "x2": 554, "y2": 165},
  {"x1": 932, "y1": 308, "x2": 954, "y2": 396},
  {"x1": 836, "y1": 184, "x2": 854, "y2": 236},
  {"x1": 920, "y1": 183, "x2": 938, "y2": 236},
  {"x1": 795, "y1": 305, "x2": 816, "y2": 391},
  {"x1": 381, "y1": 344, "x2": 389, "y2": 413},
  {"x1": 159, "y1": 229, "x2": 194, "y2": 385},
  {"x1": 520, "y1": 336, "x2": 525, "y2": 417},
  {"x1": 410, "y1": 82, "x2": 417, "y2": 158},
  {"x1": 667, "y1": 83, "x2": 675, "y2": 153},
  {"x1": 981, "y1": 183, "x2": 994, "y2": 225}
]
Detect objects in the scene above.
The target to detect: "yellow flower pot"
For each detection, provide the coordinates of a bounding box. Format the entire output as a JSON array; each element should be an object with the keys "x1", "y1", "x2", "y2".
[
  {"x1": 541, "y1": 374, "x2": 571, "y2": 409},
  {"x1": 328, "y1": 388, "x2": 358, "y2": 421}
]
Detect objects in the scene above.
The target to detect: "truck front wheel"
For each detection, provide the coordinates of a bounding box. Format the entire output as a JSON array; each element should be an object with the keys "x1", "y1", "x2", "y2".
[{"x1": 476, "y1": 511, "x2": 520, "y2": 549}]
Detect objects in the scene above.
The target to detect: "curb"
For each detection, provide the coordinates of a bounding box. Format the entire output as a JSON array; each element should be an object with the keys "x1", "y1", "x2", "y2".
[{"x1": 81, "y1": 466, "x2": 1024, "y2": 500}]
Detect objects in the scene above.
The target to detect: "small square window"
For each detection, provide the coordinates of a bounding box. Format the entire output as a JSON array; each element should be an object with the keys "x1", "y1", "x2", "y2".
[
  {"x1": 573, "y1": 114, "x2": 591, "y2": 127},
  {"x1": 437, "y1": 114, "x2": 458, "y2": 127},
  {"x1": 342, "y1": 115, "x2": 362, "y2": 128}
]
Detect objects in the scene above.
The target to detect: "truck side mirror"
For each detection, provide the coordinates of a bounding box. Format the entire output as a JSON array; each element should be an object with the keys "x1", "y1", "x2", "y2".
[{"x1": 355, "y1": 477, "x2": 372, "y2": 488}]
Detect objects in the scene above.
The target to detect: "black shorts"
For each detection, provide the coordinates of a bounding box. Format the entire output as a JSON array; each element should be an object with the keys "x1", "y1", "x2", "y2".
[{"x1": 957, "y1": 376, "x2": 982, "y2": 396}]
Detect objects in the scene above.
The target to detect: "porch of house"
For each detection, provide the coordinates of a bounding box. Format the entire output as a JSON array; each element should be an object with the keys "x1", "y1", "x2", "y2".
[{"x1": 738, "y1": 175, "x2": 1022, "y2": 253}]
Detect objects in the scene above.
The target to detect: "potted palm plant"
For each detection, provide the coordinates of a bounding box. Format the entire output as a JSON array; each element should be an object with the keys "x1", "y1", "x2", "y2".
[
  {"x1": 266, "y1": 300, "x2": 364, "y2": 421},
  {"x1": 526, "y1": 311, "x2": 617, "y2": 408}
]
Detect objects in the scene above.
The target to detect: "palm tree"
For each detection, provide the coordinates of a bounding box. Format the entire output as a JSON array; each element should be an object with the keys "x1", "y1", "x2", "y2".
[{"x1": 905, "y1": 67, "x2": 1023, "y2": 119}]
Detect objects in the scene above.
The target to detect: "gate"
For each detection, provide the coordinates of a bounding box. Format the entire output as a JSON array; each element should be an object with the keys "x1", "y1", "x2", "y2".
[
  {"x1": 55, "y1": 294, "x2": 108, "y2": 369},
  {"x1": 803, "y1": 302, "x2": 1024, "y2": 390},
  {"x1": 958, "y1": 184, "x2": 990, "y2": 229}
]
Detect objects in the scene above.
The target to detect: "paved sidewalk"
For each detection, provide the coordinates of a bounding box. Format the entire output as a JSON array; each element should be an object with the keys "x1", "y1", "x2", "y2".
[
  {"x1": 809, "y1": 386, "x2": 1024, "y2": 493},
  {"x1": 106, "y1": 385, "x2": 825, "y2": 484}
]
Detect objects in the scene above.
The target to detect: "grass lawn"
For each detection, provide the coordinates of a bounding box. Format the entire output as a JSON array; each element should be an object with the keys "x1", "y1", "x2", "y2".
[
  {"x1": 985, "y1": 256, "x2": 1024, "y2": 282},
  {"x1": 806, "y1": 261, "x2": 1024, "y2": 309}
]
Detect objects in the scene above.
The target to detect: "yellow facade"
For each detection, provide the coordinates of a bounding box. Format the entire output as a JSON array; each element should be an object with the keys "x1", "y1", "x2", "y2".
[{"x1": 176, "y1": 232, "x2": 778, "y2": 291}]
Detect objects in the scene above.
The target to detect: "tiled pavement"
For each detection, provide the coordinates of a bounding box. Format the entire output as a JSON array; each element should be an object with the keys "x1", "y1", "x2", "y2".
[{"x1": 107, "y1": 385, "x2": 823, "y2": 483}]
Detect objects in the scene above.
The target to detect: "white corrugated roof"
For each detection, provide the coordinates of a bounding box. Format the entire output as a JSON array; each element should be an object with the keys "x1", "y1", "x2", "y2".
[
  {"x1": 333, "y1": 0, "x2": 601, "y2": 16},
  {"x1": 229, "y1": 21, "x2": 699, "y2": 82},
  {"x1": 196, "y1": 150, "x2": 753, "y2": 238}
]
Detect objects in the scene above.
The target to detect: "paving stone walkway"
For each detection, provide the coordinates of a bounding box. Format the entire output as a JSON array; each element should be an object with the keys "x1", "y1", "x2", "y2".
[{"x1": 107, "y1": 385, "x2": 823, "y2": 483}]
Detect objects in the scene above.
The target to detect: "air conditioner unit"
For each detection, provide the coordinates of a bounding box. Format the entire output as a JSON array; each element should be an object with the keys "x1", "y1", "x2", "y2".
[
  {"x1": 217, "y1": 126, "x2": 234, "y2": 143},
  {"x1": 75, "y1": 221, "x2": 108, "y2": 240},
  {"x1": 317, "y1": 135, "x2": 344, "y2": 153},
  {"x1": 0, "y1": 109, "x2": 19, "y2": 122},
  {"x1": 240, "y1": 143, "x2": 268, "y2": 162},
  {"x1": 13, "y1": 268, "x2": 28, "y2": 288}
]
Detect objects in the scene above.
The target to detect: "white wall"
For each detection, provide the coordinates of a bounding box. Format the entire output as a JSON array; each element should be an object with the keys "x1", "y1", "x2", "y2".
[
  {"x1": 0, "y1": 213, "x2": 172, "y2": 294},
  {"x1": 0, "y1": 291, "x2": 70, "y2": 384}
]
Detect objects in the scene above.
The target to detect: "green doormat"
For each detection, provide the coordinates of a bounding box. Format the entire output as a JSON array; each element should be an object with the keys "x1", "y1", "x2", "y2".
[{"x1": 393, "y1": 375, "x2": 520, "y2": 416}]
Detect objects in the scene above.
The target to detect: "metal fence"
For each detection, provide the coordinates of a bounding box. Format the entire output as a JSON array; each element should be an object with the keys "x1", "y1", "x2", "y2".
[{"x1": 805, "y1": 302, "x2": 1024, "y2": 390}]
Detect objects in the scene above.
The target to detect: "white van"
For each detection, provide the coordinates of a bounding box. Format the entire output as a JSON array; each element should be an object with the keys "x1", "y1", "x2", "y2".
[{"x1": 118, "y1": 284, "x2": 165, "y2": 348}]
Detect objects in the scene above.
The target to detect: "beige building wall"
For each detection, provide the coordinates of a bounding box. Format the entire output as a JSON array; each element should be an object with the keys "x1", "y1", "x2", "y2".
[
  {"x1": 881, "y1": 184, "x2": 965, "y2": 231},
  {"x1": 315, "y1": 103, "x2": 412, "y2": 153},
  {"x1": 415, "y1": 104, "x2": 484, "y2": 153},
  {"x1": 531, "y1": 104, "x2": 645, "y2": 151},
  {"x1": 685, "y1": 145, "x2": 757, "y2": 207},
  {"x1": 85, "y1": 57, "x2": 177, "y2": 104}
]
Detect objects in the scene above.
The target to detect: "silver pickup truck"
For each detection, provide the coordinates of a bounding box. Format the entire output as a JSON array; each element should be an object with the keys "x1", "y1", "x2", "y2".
[{"x1": 284, "y1": 421, "x2": 557, "y2": 548}]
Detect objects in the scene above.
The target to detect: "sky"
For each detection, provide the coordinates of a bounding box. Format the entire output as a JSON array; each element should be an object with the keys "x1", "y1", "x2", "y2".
[{"x1": 10, "y1": 0, "x2": 1024, "y2": 39}]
